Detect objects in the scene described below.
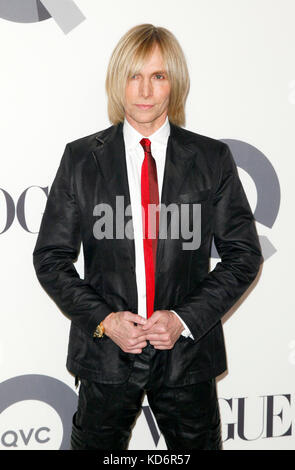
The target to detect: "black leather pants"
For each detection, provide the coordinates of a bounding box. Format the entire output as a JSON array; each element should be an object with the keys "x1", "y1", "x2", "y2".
[{"x1": 70, "y1": 343, "x2": 222, "y2": 450}]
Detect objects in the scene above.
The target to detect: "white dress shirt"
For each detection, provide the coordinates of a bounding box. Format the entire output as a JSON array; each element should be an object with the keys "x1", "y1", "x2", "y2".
[{"x1": 123, "y1": 116, "x2": 194, "y2": 339}]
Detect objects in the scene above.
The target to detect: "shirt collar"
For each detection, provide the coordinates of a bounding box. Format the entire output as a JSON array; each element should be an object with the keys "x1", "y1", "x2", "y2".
[{"x1": 123, "y1": 116, "x2": 170, "y2": 150}]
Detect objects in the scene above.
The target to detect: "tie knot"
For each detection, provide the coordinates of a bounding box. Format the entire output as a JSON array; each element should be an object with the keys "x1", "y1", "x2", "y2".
[{"x1": 140, "y1": 138, "x2": 151, "y2": 154}]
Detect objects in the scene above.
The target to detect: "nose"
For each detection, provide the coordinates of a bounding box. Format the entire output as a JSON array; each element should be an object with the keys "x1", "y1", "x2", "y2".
[{"x1": 139, "y1": 77, "x2": 152, "y2": 98}]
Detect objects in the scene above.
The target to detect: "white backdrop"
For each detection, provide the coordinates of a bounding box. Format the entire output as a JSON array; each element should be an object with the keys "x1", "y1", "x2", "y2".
[{"x1": 0, "y1": 0, "x2": 294, "y2": 450}]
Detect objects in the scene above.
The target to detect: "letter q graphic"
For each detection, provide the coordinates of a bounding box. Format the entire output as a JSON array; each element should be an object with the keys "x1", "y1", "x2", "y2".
[{"x1": 0, "y1": 0, "x2": 85, "y2": 34}]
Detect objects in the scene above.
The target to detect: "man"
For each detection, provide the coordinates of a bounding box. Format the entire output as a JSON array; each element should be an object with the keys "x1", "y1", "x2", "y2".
[{"x1": 33, "y1": 24, "x2": 262, "y2": 450}]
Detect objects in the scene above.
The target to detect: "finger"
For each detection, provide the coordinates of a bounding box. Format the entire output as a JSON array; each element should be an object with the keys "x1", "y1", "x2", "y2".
[
  {"x1": 126, "y1": 349, "x2": 143, "y2": 354},
  {"x1": 124, "y1": 311, "x2": 147, "y2": 325},
  {"x1": 145, "y1": 333, "x2": 168, "y2": 341},
  {"x1": 149, "y1": 340, "x2": 170, "y2": 347},
  {"x1": 134, "y1": 323, "x2": 147, "y2": 330},
  {"x1": 130, "y1": 341, "x2": 148, "y2": 349},
  {"x1": 145, "y1": 324, "x2": 168, "y2": 333},
  {"x1": 144, "y1": 327, "x2": 168, "y2": 337},
  {"x1": 150, "y1": 338, "x2": 174, "y2": 348},
  {"x1": 125, "y1": 339, "x2": 147, "y2": 350},
  {"x1": 141, "y1": 312, "x2": 161, "y2": 330},
  {"x1": 126, "y1": 341, "x2": 147, "y2": 353},
  {"x1": 129, "y1": 330, "x2": 148, "y2": 341}
]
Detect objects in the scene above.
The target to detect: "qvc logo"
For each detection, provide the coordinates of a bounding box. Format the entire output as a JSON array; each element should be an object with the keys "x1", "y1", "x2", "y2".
[
  {"x1": 0, "y1": 375, "x2": 77, "y2": 450},
  {"x1": 1, "y1": 427, "x2": 50, "y2": 449},
  {"x1": 0, "y1": 0, "x2": 85, "y2": 34}
]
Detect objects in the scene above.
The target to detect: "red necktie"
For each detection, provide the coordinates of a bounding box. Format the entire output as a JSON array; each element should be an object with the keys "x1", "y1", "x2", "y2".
[{"x1": 140, "y1": 138, "x2": 160, "y2": 319}]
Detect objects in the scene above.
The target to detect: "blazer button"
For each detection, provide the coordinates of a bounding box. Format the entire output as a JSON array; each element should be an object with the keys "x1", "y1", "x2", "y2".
[{"x1": 130, "y1": 265, "x2": 135, "y2": 273}]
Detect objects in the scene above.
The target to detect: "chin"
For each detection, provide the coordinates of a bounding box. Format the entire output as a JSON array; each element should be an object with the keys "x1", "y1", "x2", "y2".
[
  {"x1": 132, "y1": 116, "x2": 157, "y2": 124},
  {"x1": 135, "y1": 111, "x2": 160, "y2": 122}
]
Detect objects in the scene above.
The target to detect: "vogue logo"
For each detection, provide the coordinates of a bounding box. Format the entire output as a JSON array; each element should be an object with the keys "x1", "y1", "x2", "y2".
[
  {"x1": 220, "y1": 394, "x2": 293, "y2": 442},
  {"x1": 0, "y1": 0, "x2": 85, "y2": 34}
]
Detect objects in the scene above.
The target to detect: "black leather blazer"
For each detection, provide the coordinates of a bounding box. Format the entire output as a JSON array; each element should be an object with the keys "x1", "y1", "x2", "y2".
[{"x1": 33, "y1": 122, "x2": 262, "y2": 386}]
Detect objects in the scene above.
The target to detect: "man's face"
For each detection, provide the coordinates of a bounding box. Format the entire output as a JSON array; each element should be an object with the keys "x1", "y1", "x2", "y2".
[{"x1": 124, "y1": 45, "x2": 171, "y2": 135}]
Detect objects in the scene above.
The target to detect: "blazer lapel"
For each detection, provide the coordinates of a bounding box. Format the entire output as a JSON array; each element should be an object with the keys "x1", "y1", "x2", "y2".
[
  {"x1": 92, "y1": 123, "x2": 136, "y2": 272},
  {"x1": 155, "y1": 123, "x2": 197, "y2": 282},
  {"x1": 160, "y1": 122, "x2": 197, "y2": 206}
]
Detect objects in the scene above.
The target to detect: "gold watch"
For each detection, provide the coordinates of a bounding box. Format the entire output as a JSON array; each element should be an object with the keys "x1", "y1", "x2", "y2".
[{"x1": 93, "y1": 321, "x2": 105, "y2": 339}]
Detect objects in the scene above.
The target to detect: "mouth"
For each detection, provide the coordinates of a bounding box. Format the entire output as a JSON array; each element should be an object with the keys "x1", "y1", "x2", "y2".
[{"x1": 135, "y1": 104, "x2": 154, "y2": 110}]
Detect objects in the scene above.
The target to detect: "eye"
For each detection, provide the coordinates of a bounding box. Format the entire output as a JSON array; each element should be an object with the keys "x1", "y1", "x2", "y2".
[{"x1": 154, "y1": 74, "x2": 165, "y2": 80}]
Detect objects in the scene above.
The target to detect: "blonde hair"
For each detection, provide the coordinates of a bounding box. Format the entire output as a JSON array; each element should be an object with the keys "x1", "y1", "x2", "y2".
[{"x1": 105, "y1": 24, "x2": 190, "y2": 126}]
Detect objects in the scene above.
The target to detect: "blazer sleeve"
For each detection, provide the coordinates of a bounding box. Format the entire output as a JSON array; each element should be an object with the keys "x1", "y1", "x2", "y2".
[
  {"x1": 173, "y1": 143, "x2": 263, "y2": 343},
  {"x1": 32, "y1": 143, "x2": 113, "y2": 338}
]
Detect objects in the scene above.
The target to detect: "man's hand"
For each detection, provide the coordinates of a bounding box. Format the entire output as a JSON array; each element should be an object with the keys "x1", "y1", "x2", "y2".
[
  {"x1": 102, "y1": 311, "x2": 148, "y2": 354},
  {"x1": 141, "y1": 310, "x2": 185, "y2": 350}
]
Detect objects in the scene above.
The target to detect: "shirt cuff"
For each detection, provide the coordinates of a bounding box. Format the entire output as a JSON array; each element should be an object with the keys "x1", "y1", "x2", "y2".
[{"x1": 170, "y1": 310, "x2": 194, "y2": 340}]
